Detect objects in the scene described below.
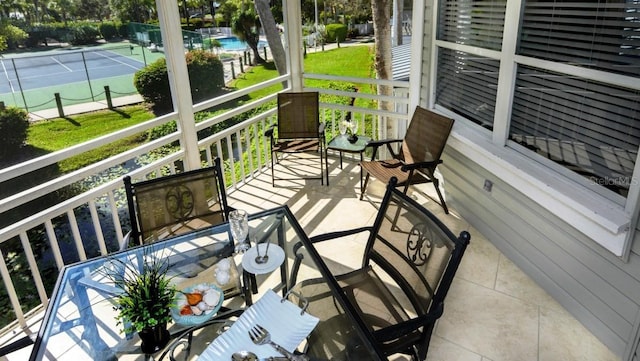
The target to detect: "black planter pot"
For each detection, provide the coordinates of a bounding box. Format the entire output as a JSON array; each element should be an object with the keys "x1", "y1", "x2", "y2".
[
  {"x1": 347, "y1": 134, "x2": 358, "y2": 143},
  {"x1": 138, "y1": 323, "x2": 170, "y2": 354}
]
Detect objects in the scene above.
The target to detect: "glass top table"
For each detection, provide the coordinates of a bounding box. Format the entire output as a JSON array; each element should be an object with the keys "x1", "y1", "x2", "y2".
[
  {"x1": 29, "y1": 206, "x2": 384, "y2": 361},
  {"x1": 326, "y1": 134, "x2": 371, "y2": 187}
]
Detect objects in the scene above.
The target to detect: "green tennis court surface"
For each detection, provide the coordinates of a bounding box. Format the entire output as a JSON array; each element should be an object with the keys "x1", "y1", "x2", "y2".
[{"x1": 0, "y1": 42, "x2": 164, "y2": 111}]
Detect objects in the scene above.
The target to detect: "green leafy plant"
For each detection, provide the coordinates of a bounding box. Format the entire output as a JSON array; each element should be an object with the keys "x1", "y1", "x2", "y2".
[
  {"x1": 101, "y1": 253, "x2": 176, "y2": 334},
  {"x1": 0, "y1": 106, "x2": 29, "y2": 159},
  {"x1": 325, "y1": 23, "x2": 347, "y2": 43},
  {"x1": 134, "y1": 50, "x2": 225, "y2": 112}
]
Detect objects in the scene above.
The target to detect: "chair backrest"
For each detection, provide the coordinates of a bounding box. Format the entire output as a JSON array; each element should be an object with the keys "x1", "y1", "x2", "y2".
[
  {"x1": 124, "y1": 158, "x2": 230, "y2": 245},
  {"x1": 277, "y1": 91, "x2": 320, "y2": 139},
  {"x1": 365, "y1": 177, "x2": 469, "y2": 354},
  {"x1": 401, "y1": 106, "x2": 454, "y2": 164}
]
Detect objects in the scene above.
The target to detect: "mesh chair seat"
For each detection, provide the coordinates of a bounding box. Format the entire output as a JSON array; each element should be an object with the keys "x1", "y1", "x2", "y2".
[
  {"x1": 360, "y1": 158, "x2": 432, "y2": 186},
  {"x1": 272, "y1": 139, "x2": 321, "y2": 153}
]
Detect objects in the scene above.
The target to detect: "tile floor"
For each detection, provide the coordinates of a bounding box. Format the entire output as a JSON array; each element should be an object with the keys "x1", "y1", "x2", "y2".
[
  {"x1": 226, "y1": 156, "x2": 621, "y2": 361},
  {"x1": 0, "y1": 155, "x2": 621, "y2": 361}
]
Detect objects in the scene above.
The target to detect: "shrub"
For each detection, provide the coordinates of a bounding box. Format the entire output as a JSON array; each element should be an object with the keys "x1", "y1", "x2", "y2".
[
  {"x1": 99, "y1": 22, "x2": 119, "y2": 40},
  {"x1": 134, "y1": 50, "x2": 225, "y2": 112},
  {"x1": 186, "y1": 50, "x2": 225, "y2": 102},
  {"x1": 325, "y1": 23, "x2": 347, "y2": 43},
  {"x1": 67, "y1": 23, "x2": 99, "y2": 45},
  {"x1": 0, "y1": 106, "x2": 29, "y2": 158},
  {"x1": 134, "y1": 58, "x2": 172, "y2": 109},
  {"x1": 118, "y1": 22, "x2": 130, "y2": 39}
]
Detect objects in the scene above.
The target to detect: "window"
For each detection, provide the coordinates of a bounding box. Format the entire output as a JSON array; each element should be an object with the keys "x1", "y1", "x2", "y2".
[
  {"x1": 437, "y1": 0, "x2": 507, "y2": 50},
  {"x1": 512, "y1": 1, "x2": 640, "y2": 197},
  {"x1": 436, "y1": 0, "x2": 640, "y2": 198},
  {"x1": 435, "y1": 1, "x2": 506, "y2": 129},
  {"x1": 518, "y1": 0, "x2": 640, "y2": 78},
  {"x1": 510, "y1": 66, "x2": 640, "y2": 197},
  {"x1": 435, "y1": 49, "x2": 500, "y2": 129}
]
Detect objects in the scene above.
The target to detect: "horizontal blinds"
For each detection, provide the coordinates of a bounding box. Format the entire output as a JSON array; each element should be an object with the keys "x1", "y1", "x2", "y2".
[
  {"x1": 519, "y1": 1, "x2": 640, "y2": 77},
  {"x1": 435, "y1": 48, "x2": 500, "y2": 129},
  {"x1": 437, "y1": 0, "x2": 507, "y2": 51},
  {"x1": 510, "y1": 65, "x2": 640, "y2": 195}
]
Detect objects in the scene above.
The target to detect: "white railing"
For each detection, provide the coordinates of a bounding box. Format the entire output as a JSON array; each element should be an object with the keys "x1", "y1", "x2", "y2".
[{"x1": 0, "y1": 75, "x2": 409, "y2": 337}]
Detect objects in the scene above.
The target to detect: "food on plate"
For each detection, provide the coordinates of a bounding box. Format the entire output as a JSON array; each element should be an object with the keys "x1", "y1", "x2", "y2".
[
  {"x1": 176, "y1": 285, "x2": 221, "y2": 316},
  {"x1": 183, "y1": 292, "x2": 204, "y2": 306}
]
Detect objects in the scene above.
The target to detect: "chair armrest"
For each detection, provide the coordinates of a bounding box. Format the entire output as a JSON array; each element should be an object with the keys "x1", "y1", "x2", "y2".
[
  {"x1": 318, "y1": 122, "x2": 326, "y2": 135},
  {"x1": 309, "y1": 226, "x2": 372, "y2": 243},
  {"x1": 0, "y1": 335, "x2": 34, "y2": 356},
  {"x1": 400, "y1": 159, "x2": 442, "y2": 172},
  {"x1": 289, "y1": 226, "x2": 372, "y2": 288},
  {"x1": 366, "y1": 138, "x2": 402, "y2": 148},
  {"x1": 264, "y1": 125, "x2": 276, "y2": 138},
  {"x1": 372, "y1": 302, "x2": 444, "y2": 343},
  {"x1": 365, "y1": 139, "x2": 402, "y2": 160}
]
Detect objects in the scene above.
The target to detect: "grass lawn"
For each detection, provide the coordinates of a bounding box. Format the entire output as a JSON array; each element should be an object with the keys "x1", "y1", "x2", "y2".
[{"x1": 21, "y1": 45, "x2": 376, "y2": 171}]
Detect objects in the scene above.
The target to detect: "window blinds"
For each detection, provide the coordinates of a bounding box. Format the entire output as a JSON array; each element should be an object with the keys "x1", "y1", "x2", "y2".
[{"x1": 518, "y1": 1, "x2": 640, "y2": 77}]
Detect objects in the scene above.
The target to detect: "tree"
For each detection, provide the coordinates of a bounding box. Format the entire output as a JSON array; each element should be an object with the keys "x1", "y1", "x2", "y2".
[
  {"x1": 0, "y1": 21, "x2": 28, "y2": 51},
  {"x1": 0, "y1": 0, "x2": 27, "y2": 18},
  {"x1": 231, "y1": 5, "x2": 265, "y2": 64},
  {"x1": 370, "y1": 0, "x2": 394, "y2": 134},
  {"x1": 254, "y1": 0, "x2": 285, "y2": 74},
  {"x1": 73, "y1": 0, "x2": 110, "y2": 21},
  {"x1": 109, "y1": 0, "x2": 155, "y2": 23}
]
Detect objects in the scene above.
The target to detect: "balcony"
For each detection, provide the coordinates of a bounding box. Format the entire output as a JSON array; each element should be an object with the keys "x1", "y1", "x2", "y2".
[
  {"x1": 0, "y1": 153, "x2": 619, "y2": 360},
  {"x1": 0, "y1": 75, "x2": 619, "y2": 359},
  {"x1": 0, "y1": 0, "x2": 633, "y2": 354}
]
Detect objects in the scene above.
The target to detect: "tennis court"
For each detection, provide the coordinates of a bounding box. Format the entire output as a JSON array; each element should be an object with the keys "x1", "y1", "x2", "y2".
[
  {"x1": 0, "y1": 43, "x2": 163, "y2": 112},
  {"x1": 0, "y1": 47, "x2": 144, "y2": 93}
]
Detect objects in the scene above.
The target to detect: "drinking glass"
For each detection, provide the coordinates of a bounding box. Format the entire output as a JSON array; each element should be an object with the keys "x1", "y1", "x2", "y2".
[
  {"x1": 229, "y1": 210, "x2": 250, "y2": 253},
  {"x1": 349, "y1": 121, "x2": 358, "y2": 135},
  {"x1": 339, "y1": 121, "x2": 348, "y2": 136}
]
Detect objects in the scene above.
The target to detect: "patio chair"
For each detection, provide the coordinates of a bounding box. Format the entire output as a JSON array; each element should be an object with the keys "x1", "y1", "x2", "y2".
[
  {"x1": 288, "y1": 177, "x2": 470, "y2": 360},
  {"x1": 360, "y1": 106, "x2": 454, "y2": 213},
  {"x1": 265, "y1": 91, "x2": 327, "y2": 186},
  {"x1": 124, "y1": 157, "x2": 232, "y2": 247}
]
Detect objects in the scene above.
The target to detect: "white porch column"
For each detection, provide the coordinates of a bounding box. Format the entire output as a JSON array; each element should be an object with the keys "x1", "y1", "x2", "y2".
[
  {"x1": 156, "y1": 0, "x2": 200, "y2": 170},
  {"x1": 408, "y1": 0, "x2": 426, "y2": 116},
  {"x1": 283, "y1": 0, "x2": 304, "y2": 91}
]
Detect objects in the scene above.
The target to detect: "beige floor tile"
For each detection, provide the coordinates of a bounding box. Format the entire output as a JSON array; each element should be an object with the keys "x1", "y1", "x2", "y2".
[
  {"x1": 455, "y1": 228, "x2": 501, "y2": 289},
  {"x1": 426, "y1": 335, "x2": 483, "y2": 361},
  {"x1": 436, "y1": 278, "x2": 539, "y2": 361},
  {"x1": 495, "y1": 255, "x2": 566, "y2": 313},
  {"x1": 539, "y1": 307, "x2": 619, "y2": 361}
]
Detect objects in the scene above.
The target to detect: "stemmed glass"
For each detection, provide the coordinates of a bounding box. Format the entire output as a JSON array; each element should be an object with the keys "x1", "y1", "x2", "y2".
[
  {"x1": 348, "y1": 121, "x2": 358, "y2": 135},
  {"x1": 339, "y1": 121, "x2": 348, "y2": 136},
  {"x1": 229, "y1": 209, "x2": 250, "y2": 254}
]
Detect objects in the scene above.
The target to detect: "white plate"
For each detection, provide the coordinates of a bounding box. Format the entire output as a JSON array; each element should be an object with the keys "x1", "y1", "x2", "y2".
[
  {"x1": 242, "y1": 243, "x2": 285, "y2": 274},
  {"x1": 199, "y1": 289, "x2": 319, "y2": 361}
]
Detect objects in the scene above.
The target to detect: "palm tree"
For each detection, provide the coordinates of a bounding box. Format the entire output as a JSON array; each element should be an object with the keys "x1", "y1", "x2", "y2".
[
  {"x1": 370, "y1": 0, "x2": 394, "y2": 135},
  {"x1": 231, "y1": 6, "x2": 265, "y2": 64},
  {"x1": 254, "y1": 0, "x2": 286, "y2": 74}
]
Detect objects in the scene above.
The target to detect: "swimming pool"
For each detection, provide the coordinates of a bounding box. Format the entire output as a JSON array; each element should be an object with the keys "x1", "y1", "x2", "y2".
[{"x1": 216, "y1": 37, "x2": 267, "y2": 51}]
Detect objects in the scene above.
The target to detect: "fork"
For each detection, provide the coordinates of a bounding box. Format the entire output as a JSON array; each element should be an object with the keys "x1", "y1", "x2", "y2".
[{"x1": 248, "y1": 324, "x2": 308, "y2": 361}]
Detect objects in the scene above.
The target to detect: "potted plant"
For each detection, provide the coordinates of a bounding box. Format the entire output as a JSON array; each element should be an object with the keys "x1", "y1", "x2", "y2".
[{"x1": 102, "y1": 252, "x2": 177, "y2": 354}]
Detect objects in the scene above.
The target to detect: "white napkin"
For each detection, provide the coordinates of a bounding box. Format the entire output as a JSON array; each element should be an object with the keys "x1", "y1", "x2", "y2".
[{"x1": 199, "y1": 289, "x2": 319, "y2": 360}]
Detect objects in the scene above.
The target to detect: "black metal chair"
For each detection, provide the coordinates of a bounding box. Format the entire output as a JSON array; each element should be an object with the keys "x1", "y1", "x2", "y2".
[
  {"x1": 265, "y1": 91, "x2": 327, "y2": 186},
  {"x1": 360, "y1": 106, "x2": 454, "y2": 213},
  {"x1": 289, "y1": 177, "x2": 470, "y2": 360},
  {"x1": 124, "y1": 157, "x2": 232, "y2": 247}
]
